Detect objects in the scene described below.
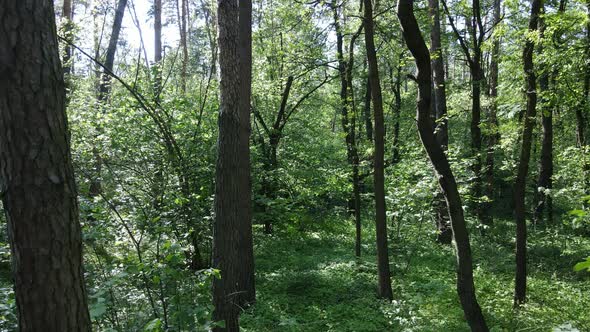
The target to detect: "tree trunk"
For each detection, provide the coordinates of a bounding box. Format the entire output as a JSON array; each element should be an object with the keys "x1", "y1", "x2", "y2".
[
  {"x1": 333, "y1": 4, "x2": 363, "y2": 256},
  {"x1": 364, "y1": 76, "x2": 373, "y2": 141},
  {"x1": 98, "y1": 0, "x2": 128, "y2": 102},
  {"x1": 154, "y1": 0, "x2": 163, "y2": 96},
  {"x1": 0, "y1": 1, "x2": 91, "y2": 330},
  {"x1": 514, "y1": 0, "x2": 542, "y2": 306},
  {"x1": 212, "y1": 0, "x2": 252, "y2": 329},
  {"x1": 237, "y1": 0, "x2": 256, "y2": 306},
  {"x1": 471, "y1": 62, "x2": 484, "y2": 223},
  {"x1": 62, "y1": 0, "x2": 74, "y2": 78},
  {"x1": 482, "y1": 0, "x2": 502, "y2": 227},
  {"x1": 398, "y1": 2, "x2": 489, "y2": 330},
  {"x1": 364, "y1": 0, "x2": 393, "y2": 300},
  {"x1": 534, "y1": 4, "x2": 554, "y2": 224},
  {"x1": 91, "y1": 0, "x2": 128, "y2": 198},
  {"x1": 429, "y1": 0, "x2": 452, "y2": 244},
  {"x1": 178, "y1": 0, "x2": 188, "y2": 94}
]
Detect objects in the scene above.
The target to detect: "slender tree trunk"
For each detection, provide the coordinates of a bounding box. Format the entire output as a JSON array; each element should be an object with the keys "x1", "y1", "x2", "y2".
[
  {"x1": 364, "y1": 76, "x2": 373, "y2": 141},
  {"x1": 398, "y1": 3, "x2": 489, "y2": 330},
  {"x1": 178, "y1": 0, "x2": 188, "y2": 94},
  {"x1": 91, "y1": 0, "x2": 128, "y2": 198},
  {"x1": 581, "y1": 0, "x2": 590, "y2": 196},
  {"x1": 98, "y1": 0, "x2": 128, "y2": 102},
  {"x1": 154, "y1": 0, "x2": 163, "y2": 96},
  {"x1": 0, "y1": 1, "x2": 91, "y2": 330},
  {"x1": 534, "y1": 4, "x2": 554, "y2": 224},
  {"x1": 237, "y1": 0, "x2": 256, "y2": 306},
  {"x1": 482, "y1": 0, "x2": 502, "y2": 226},
  {"x1": 391, "y1": 61, "x2": 402, "y2": 164},
  {"x1": 471, "y1": 62, "x2": 484, "y2": 223},
  {"x1": 514, "y1": 0, "x2": 542, "y2": 306},
  {"x1": 62, "y1": 0, "x2": 74, "y2": 77},
  {"x1": 429, "y1": 0, "x2": 452, "y2": 244},
  {"x1": 333, "y1": 4, "x2": 363, "y2": 256},
  {"x1": 212, "y1": 0, "x2": 253, "y2": 328},
  {"x1": 364, "y1": 0, "x2": 393, "y2": 300}
]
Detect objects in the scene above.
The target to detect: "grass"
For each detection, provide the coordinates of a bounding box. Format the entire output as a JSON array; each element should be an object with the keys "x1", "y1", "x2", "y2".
[{"x1": 241, "y1": 216, "x2": 590, "y2": 331}]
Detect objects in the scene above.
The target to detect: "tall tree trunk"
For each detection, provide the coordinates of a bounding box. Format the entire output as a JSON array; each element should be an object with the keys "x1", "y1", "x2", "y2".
[
  {"x1": 0, "y1": 1, "x2": 91, "y2": 330},
  {"x1": 581, "y1": 0, "x2": 590, "y2": 196},
  {"x1": 364, "y1": 0, "x2": 393, "y2": 300},
  {"x1": 364, "y1": 76, "x2": 373, "y2": 141},
  {"x1": 471, "y1": 62, "x2": 484, "y2": 223},
  {"x1": 178, "y1": 0, "x2": 188, "y2": 94},
  {"x1": 429, "y1": 0, "x2": 452, "y2": 244},
  {"x1": 98, "y1": 0, "x2": 128, "y2": 102},
  {"x1": 91, "y1": 0, "x2": 128, "y2": 198},
  {"x1": 212, "y1": 0, "x2": 253, "y2": 328},
  {"x1": 398, "y1": 3, "x2": 489, "y2": 330},
  {"x1": 514, "y1": 0, "x2": 542, "y2": 306},
  {"x1": 62, "y1": 0, "x2": 74, "y2": 78},
  {"x1": 154, "y1": 0, "x2": 163, "y2": 96},
  {"x1": 390, "y1": 61, "x2": 402, "y2": 164},
  {"x1": 482, "y1": 0, "x2": 502, "y2": 227},
  {"x1": 237, "y1": 0, "x2": 256, "y2": 306},
  {"x1": 534, "y1": 3, "x2": 554, "y2": 224},
  {"x1": 333, "y1": 4, "x2": 363, "y2": 256}
]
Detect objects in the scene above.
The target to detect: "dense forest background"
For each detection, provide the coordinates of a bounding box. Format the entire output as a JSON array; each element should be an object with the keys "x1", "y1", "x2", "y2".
[{"x1": 1, "y1": 0, "x2": 590, "y2": 330}]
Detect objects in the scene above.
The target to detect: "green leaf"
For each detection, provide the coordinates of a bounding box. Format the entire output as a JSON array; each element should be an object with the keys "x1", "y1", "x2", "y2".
[{"x1": 573, "y1": 258, "x2": 590, "y2": 272}]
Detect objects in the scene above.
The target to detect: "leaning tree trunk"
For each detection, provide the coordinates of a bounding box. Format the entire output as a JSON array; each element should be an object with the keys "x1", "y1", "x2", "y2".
[
  {"x1": 212, "y1": 0, "x2": 254, "y2": 329},
  {"x1": 0, "y1": 1, "x2": 91, "y2": 330},
  {"x1": 364, "y1": 0, "x2": 393, "y2": 300},
  {"x1": 91, "y1": 0, "x2": 128, "y2": 198},
  {"x1": 514, "y1": 0, "x2": 542, "y2": 306},
  {"x1": 398, "y1": 1, "x2": 489, "y2": 330},
  {"x1": 429, "y1": 0, "x2": 452, "y2": 244}
]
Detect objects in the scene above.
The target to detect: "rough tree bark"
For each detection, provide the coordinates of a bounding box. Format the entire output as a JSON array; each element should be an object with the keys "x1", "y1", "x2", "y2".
[
  {"x1": 514, "y1": 0, "x2": 542, "y2": 306},
  {"x1": 212, "y1": 0, "x2": 254, "y2": 328},
  {"x1": 364, "y1": 0, "x2": 393, "y2": 300},
  {"x1": 429, "y1": 0, "x2": 452, "y2": 244},
  {"x1": 237, "y1": 0, "x2": 256, "y2": 306},
  {"x1": 397, "y1": 1, "x2": 489, "y2": 330},
  {"x1": 0, "y1": 1, "x2": 91, "y2": 330}
]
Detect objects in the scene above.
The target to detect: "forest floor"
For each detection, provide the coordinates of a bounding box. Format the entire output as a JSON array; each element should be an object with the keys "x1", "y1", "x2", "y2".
[{"x1": 241, "y1": 216, "x2": 590, "y2": 331}]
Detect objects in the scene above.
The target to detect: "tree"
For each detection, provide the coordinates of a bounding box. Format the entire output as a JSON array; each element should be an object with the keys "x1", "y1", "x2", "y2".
[
  {"x1": 212, "y1": 0, "x2": 255, "y2": 328},
  {"x1": 429, "y1": 0, "x2": 452, "y2": 243},
  {"x1": 0, "y1": 0, "x2": 91, "y2": 330},
  {"x1": 62, "y1": 0, "x2": 74, "y2": 78},
  {"x1": 397, "y1": 0, "x2": 489, "y2": 330},
  {"x1": 238, "y1": 0, "x2": 256, "y2": 306},
  {"x1": 154, "y1": 0, "x2": 163, "y2": 95},
  {"x1": 514, "y1": 0, "x2": 543, "y2": 306},
  {"x1": 332, "y1": 1, "x2": 364, "y2": 256},
  {"x1": 482, "y1": 0, "x2": 502, "y2": 226},
  {"x1": 442, "y1": 0, "x2": 487, "y2": 224},
  {"x1": 363, "y1": 0, "x2": 393, "y2": 300}
]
